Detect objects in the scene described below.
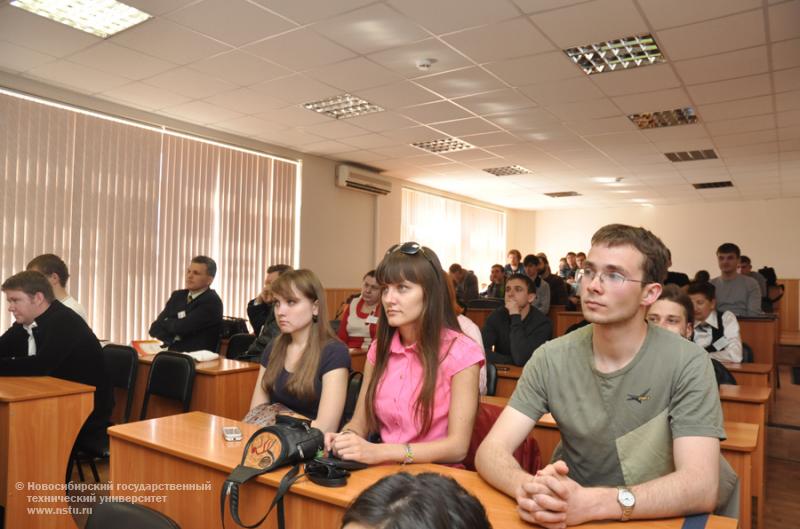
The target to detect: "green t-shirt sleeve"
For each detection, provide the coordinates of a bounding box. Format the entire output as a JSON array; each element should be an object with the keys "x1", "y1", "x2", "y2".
[
  {"x1": 508, "y1": 343, "x2": 549, "y2": 422},
  {"x1": 669, "y1": 348, "x2": 726, "y2": 440}
]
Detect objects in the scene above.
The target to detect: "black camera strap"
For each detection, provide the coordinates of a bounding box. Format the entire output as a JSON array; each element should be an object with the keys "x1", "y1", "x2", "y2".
[{"x1": 221, "y1": 462, "x2": 304, "y2": 529}]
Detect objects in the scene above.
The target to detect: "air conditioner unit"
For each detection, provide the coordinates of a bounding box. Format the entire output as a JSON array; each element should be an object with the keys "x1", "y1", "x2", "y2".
[{"x1": 336, "y1": 165, "x2": 392, "y2": 196}]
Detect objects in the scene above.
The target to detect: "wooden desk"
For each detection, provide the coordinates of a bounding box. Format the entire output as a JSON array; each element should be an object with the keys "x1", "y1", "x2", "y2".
[
  {"x1": 108, "y1": 412, "x2": 736, "y2": 529},
  {"x1": 738, "y1": 316, "x2": 778, "y2": 366},
  {"x1": 554, "y1": 311, "x2": 584, "y2": 337},
  {"x1": 464, "y1": 307, "x2": 492, "y2": 329},
  {"x1": 112, "y1": 355, "x2": 260, "y2": 422},
  {"x1": 494, "y1": 364, "x2": 522, "y2": 398},
  {"x1": 0, "y1": 377, "x2": 94, "y2": 529},
  {"x1": 349, "y1": 349, "x2": 366, "y2": 373},
  {"x1": 722, "y1": 362, "x2": 772, "y2": 388}
]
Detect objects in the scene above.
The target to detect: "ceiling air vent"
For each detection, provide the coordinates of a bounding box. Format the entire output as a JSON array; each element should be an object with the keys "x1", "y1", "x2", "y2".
[
  {"x1": 628, "y1": 107, "x2": 697, "y2": 129},
  {"x1": 664, "y1": 149, "x2": 718, "y2": 162},
  {"x1": 483, "y1": 165, "x2": 532, "y2": 176},
  {"x1": 411, "y1": 137, "x2": 475, "y2": 154},
  {"x1": 564, "y1": 34, "x2": 665, "y2": 75},
  {"x1": 545, "y1": 191, "x2": 581, "y2": 198},
  {"x1": 693, "y1": 181, "x2": 733, "y2": 190}
]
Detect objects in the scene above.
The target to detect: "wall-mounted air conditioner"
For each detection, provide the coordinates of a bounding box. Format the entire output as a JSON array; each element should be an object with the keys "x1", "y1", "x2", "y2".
[{"x1": 336, "y1": 165, "x2": 392, "y2": 196}]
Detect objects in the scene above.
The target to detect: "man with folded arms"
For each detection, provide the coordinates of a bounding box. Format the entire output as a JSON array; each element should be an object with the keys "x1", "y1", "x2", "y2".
[
  {"x1": 149, "y1": 255, "x2": 223, "y2": 352},
  {"x1": 476, "y1": 224, "x2": 737, "y2": 526}
]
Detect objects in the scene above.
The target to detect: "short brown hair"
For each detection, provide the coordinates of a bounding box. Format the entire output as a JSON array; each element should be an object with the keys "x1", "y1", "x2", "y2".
[
  {"x1": 2, "y1": 271, "x2": 55, "y2": 302},
  {"x1": 26, "y1": 254, "x2": 69, "y2": 287},
  {"x1": 591, "y1": 224, "x2": 669, "y2": 284},
  {"x1": 267, "y1": 264, "x2": 292, "y2": 276},
  {"x1": 657, "y1": 284, "x2": 694, "y2": 324},
  {"x1": 507, "y1": 249, "x2": 521, "y2": 260}
]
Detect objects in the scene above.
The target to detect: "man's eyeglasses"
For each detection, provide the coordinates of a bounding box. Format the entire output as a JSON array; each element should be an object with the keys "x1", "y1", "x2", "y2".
[
  {"x1": 386, "y1": 242, "x2": 440, "y2": 276},
  {"x1": 575, "y1": 268, "x2": 646, "y2": 287}
]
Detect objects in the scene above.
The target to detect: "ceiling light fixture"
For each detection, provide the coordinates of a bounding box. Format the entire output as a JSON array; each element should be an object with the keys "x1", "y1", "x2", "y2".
[
  {"x1": 628, "y1": 107, "x2": 697, "y2": 129},
  {"x1": 303, "y1": 93, "x2": 384, "y2": 120},
  {"x1": 693, "y1": 181, "x2": 733, "y2": 189},
  {"x1": 664, "y1": 149, "x2": 718, "y2": 162},
  {"x1": 483, "y1": 165, "x2": 532, "y2": 176},
  {"x1": 10, "y1": 0, "x2": 152, "y2": 38},
  {"x1": 593, "y1": 176, "x2": 623, "y2": 184},
  {"x1": 545, "y1": 191, "x2": 581, "y2": 198},
  {"x1": 411, "y1": 137, "x2": 475, "y2": 154},
  {"x1": 564, "y1": 34, "x2": 665, "y2": 75}
]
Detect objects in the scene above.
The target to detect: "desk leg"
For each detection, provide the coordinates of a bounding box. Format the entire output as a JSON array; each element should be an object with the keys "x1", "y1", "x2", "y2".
[{"x1": 722, "y1": 451, "x2": 752, "y2": 529}]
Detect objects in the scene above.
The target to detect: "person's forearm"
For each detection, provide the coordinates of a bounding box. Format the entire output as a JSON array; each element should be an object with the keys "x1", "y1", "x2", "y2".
[
  {"x1": 379, "y1": 435, "x2": 469, "y2": 465},
  {"x1": 475, "y1": 439, "x2": 533, "y2": 497},
  {"x1": 625, "y1": 467, "x2": 717, "y2": 519}
]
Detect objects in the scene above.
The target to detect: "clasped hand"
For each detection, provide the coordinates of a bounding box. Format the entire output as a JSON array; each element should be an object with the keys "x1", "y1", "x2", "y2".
[{"x1": 516, "y1": 460, "x2": 591, "y2": 529}]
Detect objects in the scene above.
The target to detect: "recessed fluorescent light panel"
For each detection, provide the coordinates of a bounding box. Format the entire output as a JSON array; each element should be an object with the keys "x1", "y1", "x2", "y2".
[
  {"x1": 664, "y1": 149, "x2": 718, "y2": 162},
  {"x1": 565, "y1": 34, "x2": 665, "y2": 75},
  {"x1": 483, "y1": 165, "x2": 532, "y2": 176},
  {"x1": 411, "y1": 138, "x2": 475, "y2": 154},
  {"x1": 10, "y1": 0, "x2": 152, "y2": 38},
  {"x1": 303, "y1": 94, "x2": 384, "y2": 120},
  {"x1": 693, "y1": 181, "x2": 733, "y2": 189},
  {"x1": 628, "y1": 107, "x2": 697, "y2": 130},
  {"x1": 545, "y1": 191, "x2": 581, "y2": 198}
]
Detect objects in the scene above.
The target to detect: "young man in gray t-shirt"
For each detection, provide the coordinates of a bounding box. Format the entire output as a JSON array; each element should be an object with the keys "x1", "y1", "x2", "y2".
[{"x1": 476, "y1": 224, "x2": 737, "y2": 526}]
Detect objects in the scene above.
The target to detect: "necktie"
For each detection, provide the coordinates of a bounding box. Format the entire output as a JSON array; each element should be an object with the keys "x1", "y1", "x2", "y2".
[
  {"x1": 187, "y1": 293, "x2": 194, "y2": 304},
  {"x1": 24, "y1": 322, "x2": 37, "y2": 356}
]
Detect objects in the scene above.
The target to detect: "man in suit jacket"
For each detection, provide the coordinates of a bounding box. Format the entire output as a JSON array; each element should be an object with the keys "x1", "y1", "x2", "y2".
[
  {"x1": 0, "y1": 271, "x2": 112, "y2": 454},
  {"x1": 149, "y1": 256, "x2": 223, "y2": 352}
]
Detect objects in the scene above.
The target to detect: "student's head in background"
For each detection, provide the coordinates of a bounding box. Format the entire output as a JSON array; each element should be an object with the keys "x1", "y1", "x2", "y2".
[{"x1": 646, "y1": 284, "x2": 694, "y2": 339}]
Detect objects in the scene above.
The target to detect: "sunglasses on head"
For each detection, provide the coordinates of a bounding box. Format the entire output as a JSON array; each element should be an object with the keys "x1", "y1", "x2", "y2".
[{"x1": 386, "y1": 242, "x2": 440, "y2": 276}]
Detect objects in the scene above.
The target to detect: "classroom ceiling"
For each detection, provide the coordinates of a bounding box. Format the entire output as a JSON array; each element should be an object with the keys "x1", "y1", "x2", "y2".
[{"x1": 1, "y1": 0, "x2": 799, "y2": 210}]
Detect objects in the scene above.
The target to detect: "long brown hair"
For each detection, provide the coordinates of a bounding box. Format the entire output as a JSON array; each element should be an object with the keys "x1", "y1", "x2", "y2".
[
  {"x1": 365, "y1": 244, "x2": 459, "y2": 435},
  {"x1": 261, "y1": 269, "x2": 339, "y2": 401}
]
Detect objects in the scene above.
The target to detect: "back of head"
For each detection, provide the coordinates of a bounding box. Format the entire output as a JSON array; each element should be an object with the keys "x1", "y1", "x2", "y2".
[
  {"x1": 687, "y1": 281, "x2": 716, "y2": 301},
  {"x1": 341, "y1": 472, "x2": 491, "y2": 529},
  {"x1": 26, "y1": 254, "x2": 69, "y2": 287},
  {"x1": 267, "y1": 264, "x2": 292, "y2": 276},
  {"x1": 591, "y1": 224, "x2": 669, "y2": 284},
  {"x1": 658, "y1": 284, "x2": 695, "y2": 325},
  {"x1": 192, "y1": 255, "x2": 217, "y2": 277},
  {"x1": 522, "y1": 254, "x2": 539, "y2": 268},
  {"x1": 448, "y1": 263, "x2": 464, "y2": 274},
  {"x1": 2, "y1": 270, "x2": 55, "y2": 302},
  {"x1": 693, "y1": 270, "x2": 710, "y2": 283},
  {"x1": 716, "y1": 243, "x2": 740, "y2": 257}
]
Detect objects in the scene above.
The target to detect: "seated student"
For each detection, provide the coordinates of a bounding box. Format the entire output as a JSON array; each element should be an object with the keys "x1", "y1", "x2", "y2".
[
  {"x1": 688, "y1": 281, "x2": 743, "y2": 364},
  {"x1": 446, "y1": 272, "x2": 487, "y2": 395},
  {"x1": 0, "y1": 271, "x2": 112, "y2": 454},
  {"x1": 663, "y1": 249, "x2": 690, "y2": 287},
  {"x1": 341, "y1": 472, "x2": 491, "y2": 529},
  {"x1": 243, "y1": 265, "x2": 293, "y2": 360},
  {"x1": 711, "y1": 243, "x2": 762, "y2": 316},
  {"x1": 537, "y1": 252, "x2": 569, "y2": 306},
  {"x1": 482, "y1": 273, "x2": 552, "y2": 367},
  {"x1": 26, "y1": 253, "x2": 88, "y2": 322},
  {"x1": 325, "y1": 243, "x2": 483, "y2": 465},
  {"x1": 247, "y1": 264, "x2": 292, "y2": 335},
  {"x1": 738, "y1": 255, "x2": 767, "y2": 298},
  {"x1": 560, "y1": 252, "x2": 578, "y2": 279},
  {"x1": 504, "y1": 249, "x2": 523, "y2": 276},
  {"x1": 148, "y1": 255, "x2": 223, "y2": 352},
  {"x1": 523, "y1": 254, "x2": 550, "y2": 314},
  {"x1": 338, "y1": 270, "x2": 381, "y2": 350},
  {"x1": 248, "y1": 269, "x2": 350, "y2": 433},
  {"x1": 449, "y1": 263, "x2": 479, "y2": 306},
  {"x1": 475, "y1": 224, "x2": 738, "y2": 526},
  {"x1": 481, "y1": 264, "x2": 505, "y2": 299},
  {"x1": 648, "y1": 285, "x2": 738, "y2": 385},
  {"x1": 694, "y1": 269, "x2": 711, "y2": 283}
]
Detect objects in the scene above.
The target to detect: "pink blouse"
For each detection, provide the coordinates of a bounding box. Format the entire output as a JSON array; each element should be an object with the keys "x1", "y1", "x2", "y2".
[{"x1": 366, "y1": 328, "x2": 484, "y2": 444}]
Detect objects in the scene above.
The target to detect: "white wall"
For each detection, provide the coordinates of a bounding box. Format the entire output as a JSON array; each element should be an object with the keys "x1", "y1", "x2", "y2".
[
  {"x1": 507, "y1": 210, "x2": 536, "y2": 258},
  {"x1": 530, "y1": 198, "x2": 800, "y2": 278}
]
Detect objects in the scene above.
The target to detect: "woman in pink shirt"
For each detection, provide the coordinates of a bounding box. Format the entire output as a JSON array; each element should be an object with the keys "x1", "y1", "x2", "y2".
[{"x1": 325, "y1": 242, "x2": 483, "y2": 465}]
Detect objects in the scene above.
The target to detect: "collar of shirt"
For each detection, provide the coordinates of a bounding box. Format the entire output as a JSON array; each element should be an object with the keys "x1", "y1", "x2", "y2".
[
  {"x1": 388, "y1": 328, "x2": 459, "y2": 356},
  {"x1": 23, "y1": 321, "x2": 38, "y2": 334},
  {"x1": 188, "y1": 287, "x2": 208, "y2": 298},
  {"x1": 698, "y1": 311, "x2": 719, "y2": 330}
]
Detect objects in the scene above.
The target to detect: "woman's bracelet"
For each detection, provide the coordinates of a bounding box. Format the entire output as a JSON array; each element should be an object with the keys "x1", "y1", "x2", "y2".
[{"x1": 401, "y1": 443, "x2": 414, "y2": 465}]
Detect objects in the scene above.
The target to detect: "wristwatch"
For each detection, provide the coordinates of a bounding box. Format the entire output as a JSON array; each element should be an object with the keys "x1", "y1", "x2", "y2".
[{"x1": 617, "y1": 487, "x2": 635, "y2": 521}]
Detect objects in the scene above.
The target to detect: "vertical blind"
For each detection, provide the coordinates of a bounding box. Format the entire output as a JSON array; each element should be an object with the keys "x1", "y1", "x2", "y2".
[
  {"x1": 401, "y1": 188, "x2": 506, "y2": 288},
  {"x1": 0, "y1": 90, "x2": 300, "y2": 343}
]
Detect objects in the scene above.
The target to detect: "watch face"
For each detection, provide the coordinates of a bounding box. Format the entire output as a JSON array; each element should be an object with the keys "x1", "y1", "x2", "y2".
[{"x1": 619, "y1": 490, "x2": 635, "y2": 507}]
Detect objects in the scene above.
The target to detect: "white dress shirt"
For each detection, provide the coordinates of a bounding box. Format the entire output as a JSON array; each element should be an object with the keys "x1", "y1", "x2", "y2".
[{"x1": 692, "y1": 310, "x2": 743, "y2": 363}]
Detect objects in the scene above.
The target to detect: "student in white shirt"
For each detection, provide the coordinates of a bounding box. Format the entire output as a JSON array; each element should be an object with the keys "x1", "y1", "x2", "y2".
[
  {"x1": 26, "y1": 253, "x2": 88, "y2": 323},
  {"x1": 688, "y1": 281, "x2": 743, "y2": 363}
]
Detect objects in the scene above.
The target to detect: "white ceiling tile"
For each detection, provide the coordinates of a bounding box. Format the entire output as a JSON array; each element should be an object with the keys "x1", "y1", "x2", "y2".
[
  {"x1": 772, "y1": 39, "x2": 800, "y2": 71},
  {"x1": 777, "y1": 91, "x2": 800, "y2": 112},
  {"x1": 99, "y1": 82, "x2": 191, "y2": 110},
  {"x1": 388, "y1": 0, "x2": 520, "y2": 35},
  {"x1": 312, "y1": 4, "x2": 428, "y2": 55},
  {"x1": 337, "y1": 150, "x2": 389, "y2": 164},
  {"x1": 382, "y1": 126, "x2": 447, "y2": 143},
  {"x1": 461, "y1": 131, "x2": 524, "y2": 146},
  {"x1": 673, "y1": 46, "x2": 768, "y2": 86},
  {"x1": 303, "y1": 120, "x2": 369, "y2": 140},
  {"x1": 611, "y1": 87, "x2": 691, "y2": 114},
  {"x1": 567, "y1": 116, "x2": 637, "y2": 135},
  {"x1": 124, "y1": 0, "x2": 196, "y2": 16},
  {"x1": 259, "y1": 105, "x2": 332, "y2": 127},
  {"x1": 67, "y1": 42, "x2": 176, "y2": 81},
  {"x1": 340, "y1": 134, "x2": 399, "y2": 150},
  {"x1": 372, "y1": 145, "x2": 425, "y2": 158},
  {"x1": 400, "y1": 101, "x2": 474, "y2": 123},
  {"x1": 307, "y1": 57, "x2": 401, "y2": 92},
  {"x1": 26, "y1": 60, "x2": 129, "y2": 94},
  {"x1": 0, "y1": 42, "x2": 55, "y2": 73},
  {"x1": 244, "y1": 28, "x2": 356, "y2": 71},
  {"x1": 250, "y1": 74, "x2": 339, "y2": 105},
  {"x1": 774, "y1": 67, "x2": 800, "y2": 93},
  {"x1": 769, "y1": 0, "x2": 800, "y2": 41},
  {"x1": 638, "y1": 0, "x2": 761, "y2": 30},
  {"x1": 0, "y1": 5, "x2": 99, "y2": 58},
  {"x1": 203, "y1": 88, "x2": 286, "y2": 114},
  {"x1": 256, "y1": 129, "x2": 325, "y2": 147},
  {"x1": 111, "y1": 18, "x2": 230, "y2": 65},
  {"x1": 486, "y1": 108, "x2": 561, "y2": 131},
  {"x1": 215, "y1": 116, "x2": 284, "y2": 136},
  {"x1": 519, "y1": 76, "x2": 604, "y2": 105},
  {"x1": 162, "y1": 100, "x2": 244, "y2": 124},
  {"x1": 585, "y1": 131, "x2": 650, "y2": 147},
  {"x1": 705, "y1": 114, "x2": 776, "y2": 135},
  {"x1": 346, "y1": 111, "x2": 417, "y2": 132},
  {"x1": 165, "y1": 0, "x2": 296, "y2": 47},
  {"x1": 649, "y1": 138, "x2": 715, "y2": 153},
  {"x1": 453, "y1": 89, "x2": 536, "y2": 115},
  {"x1": 687, "y1": 74, "x2": 772, "y2": 104},
  {"x1": 366, "y1": 39, "x2": 472, "y2": 79},
  {"x1": 432, "y1": 117, "x2": 501, "y2": 136},
  {"x1": 146, "y1": 67, "x2": 237, "y2": 99},
  {"x1": 353, "y1": 82, "x2": 441, "y2": 110},
  {"x1": 485, "y1": 52, "x2": 581, "y2": 86},
  {"x1": 443, "y1": 17, "x2": 554, "y2": 64},
  {"x1": 442, "y1": 149, "x2": 502, "y2": 162},
  {"x1": 251, "y1": 0, "x2": 376, "y2": 25},
  {"x1": 511, "y1": 0, "x2": 589, "y2": 14},
  {"x1": 778, "y1": 110, "x2": 800, "y2": 128},
  {"x1": 696, "y1": 96, "x2": 774, "y2": 122},
  {"x1": 414, "y1": 67, "x2": 506, "y2": 98},
  {"x1": 714, "y1": 129, "x2": 778, "y2": 147},
  {"x1": 304, "y1": 140, "x2": 364, "y2": 155},
  {"x1": 530, "y1": 0, "x2": 648, "y2": 48},
  {"x1": 591, "y1": 64, "x2": 681, "y2": 97},
  {"x1": 189, "y1": 51, "x2": 292, "y2": 87},
  {"x1": 545, "y1": 98, "x2": 620, "y2": 120},
  {"x1": 642, "y1": 123, "x2": 709, "y2": 143},
  {"x1": 778, "y1": 125, "x2": 800, "y2": 140},
  {"x1": 655, "y1": 10, "x2": 765, "y2": 61}
]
